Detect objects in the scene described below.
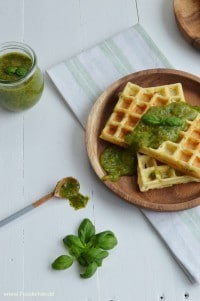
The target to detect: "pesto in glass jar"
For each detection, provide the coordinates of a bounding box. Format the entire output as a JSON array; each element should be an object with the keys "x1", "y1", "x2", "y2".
[{"x1": 0, "y1": 42, "x2": 44, "y2": 111}]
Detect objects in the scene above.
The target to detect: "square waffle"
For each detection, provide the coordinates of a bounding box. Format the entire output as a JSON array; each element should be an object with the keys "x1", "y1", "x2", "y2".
[
  {"x1": 140, "y1": 113, "x2": 200, "y2": 179},
  {"x1": 137, "y1": 153, "x2": 199, "y2": 192},
  {"x1": 100, "y1": 82, "x2": 185, "y2": 147}
]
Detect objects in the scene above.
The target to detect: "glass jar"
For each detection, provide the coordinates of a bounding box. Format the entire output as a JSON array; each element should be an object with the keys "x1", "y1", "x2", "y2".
[{"x1": 0, "y1": 42, "x2": 44, "y2": 111}]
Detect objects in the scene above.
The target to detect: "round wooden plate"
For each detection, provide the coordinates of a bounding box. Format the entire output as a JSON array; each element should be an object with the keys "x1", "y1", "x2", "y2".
[
  {"x1": 174, "y1": 0, "x2": 200, "y2": 50},
  {"x1": 85, "y1": 69, "x2": 200, "y2": 211}
]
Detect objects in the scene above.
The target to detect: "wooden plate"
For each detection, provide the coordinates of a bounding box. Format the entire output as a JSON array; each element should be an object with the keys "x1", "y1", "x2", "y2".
[
  {"x1": 85, "y1": 69, "x2": 200, "y2": 211},
  {"x1": 174, "y1": 0, "x2": 200, "y2": 50}
]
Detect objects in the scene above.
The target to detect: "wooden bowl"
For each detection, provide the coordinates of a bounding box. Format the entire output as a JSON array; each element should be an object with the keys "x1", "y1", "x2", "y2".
[
  {"x1": 85, "y1": 68, "x2": 200, "y2": 211},
  {"x1": 174, "y1": 0, "x2": 200, "y2": 50}
]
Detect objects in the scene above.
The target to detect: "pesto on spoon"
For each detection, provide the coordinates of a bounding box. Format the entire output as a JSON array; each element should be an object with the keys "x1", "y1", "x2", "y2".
[
  {"x1": 54, "y1": 177, "x2": 89, "y2": 210},
  {"x1": 0, "y1": 177, "x2": 89, "y2": 228}
]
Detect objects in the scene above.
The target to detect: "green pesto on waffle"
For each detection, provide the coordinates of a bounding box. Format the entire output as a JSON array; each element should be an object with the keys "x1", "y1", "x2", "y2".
[{"x1": 126, "y1": 102, "x2": 200, "y2": 180}]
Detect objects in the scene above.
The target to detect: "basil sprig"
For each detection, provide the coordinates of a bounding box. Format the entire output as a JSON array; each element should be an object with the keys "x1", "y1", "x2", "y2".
[
  {"x1": 51, "y1": 218, "x2": 118, "y2": 279},
  {"x1": 142, "y1": 114, "x2": 184, "y2": 126}
]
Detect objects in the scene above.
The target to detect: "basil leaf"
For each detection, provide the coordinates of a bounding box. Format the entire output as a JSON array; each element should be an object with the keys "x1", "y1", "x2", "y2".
[
  {"x1": 78, "y1": 218, "x2": 95, "y2": 244},
  {"x1": 80, "y1": 262, "x2": 98, "y2": 279},
  {"x1": 164, "y1": 116, "x2": 183, "y2": 126},
  {"x1": 77, "y1": 255, "x2": 88, "y2": 267},
  {"x1": 63, "y1": 235, "x2": 84, "y2": 258},
  {"x1": 15, "y1": 67, "x2": 28, "y2": 77},
  {"x1": 51, "y1": 255, "x2": 73, "y2": 270},
  {"x1": 4, "y1": 66, "x2": 18, "y2": 75},
  {"x1": 142, "y1": 114, "x2": 162, "y2": 125},
  {"x1": 63, "y1": 235, "x2": 84, "y2": 249},
  {"x1": 92, "y1": 231, "x2": 118, "y2": 250},
  {"x1": 80, "y1": 247, "x2": 109, "y2": 265},
  {"x1": 69, "y1": 245, "x2": 84, "y2": 258}
]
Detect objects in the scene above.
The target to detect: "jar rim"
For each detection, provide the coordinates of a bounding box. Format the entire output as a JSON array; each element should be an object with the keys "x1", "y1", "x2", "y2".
[{"x1": 0, "y1": 41, "x2": 37, "y2": 86}]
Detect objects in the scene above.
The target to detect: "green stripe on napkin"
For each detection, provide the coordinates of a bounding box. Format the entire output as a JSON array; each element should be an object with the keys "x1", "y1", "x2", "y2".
[
  {"x1": 64, "y1": 58, "x2": 101, "y2": 100},
  {"x1": 100, "y1": 40, "x2": 134, "y2": 75}
]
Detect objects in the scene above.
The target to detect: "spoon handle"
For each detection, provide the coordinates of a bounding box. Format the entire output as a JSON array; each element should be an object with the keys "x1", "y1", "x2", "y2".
[
  {"x1": 0, "y1": 204, "x2": 34, "y2": 228},
  {"x1": 0, "y1": 192, "x2": 54, "y2": 228}
]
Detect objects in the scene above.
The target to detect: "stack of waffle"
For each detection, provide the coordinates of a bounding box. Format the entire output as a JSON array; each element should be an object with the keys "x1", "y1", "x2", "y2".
[{"x1": 100, "y1": 82, "x2": 200, "y2": 191}]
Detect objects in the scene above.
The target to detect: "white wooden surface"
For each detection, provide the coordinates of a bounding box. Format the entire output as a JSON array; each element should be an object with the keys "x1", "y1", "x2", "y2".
[{"x1": 0, "y1": 0, "x2": 200, "y2": 300}]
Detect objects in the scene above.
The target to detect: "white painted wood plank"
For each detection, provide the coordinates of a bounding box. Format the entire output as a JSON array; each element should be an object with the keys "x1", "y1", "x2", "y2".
[
  {"x1": 23, "y1": 0, "x2": 138, "y2": 70},
  {"x1": 0, "y1": 1, "x2": 25, "y2": 214},
  {"x1": 0, "y1": 0, "x2": 24, "y2": 43},
  {"x1": 0, "y1": 0, "x2": 26, "y2": 298}
]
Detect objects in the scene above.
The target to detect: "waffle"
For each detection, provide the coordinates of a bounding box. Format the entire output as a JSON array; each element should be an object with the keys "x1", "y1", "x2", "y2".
[
  {"x1": 100, "y1": 82, "x2": 185, "y2": 147},
  {"x1": 137, "y1": 153, "x2": 199, "y2": 192},
  {"x1": 140, "y1": 113, "x2": 200, "y2": 179}
]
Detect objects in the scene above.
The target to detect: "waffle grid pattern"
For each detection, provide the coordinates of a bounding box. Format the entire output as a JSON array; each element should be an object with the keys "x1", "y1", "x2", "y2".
[
  {"x1": 137, "y1": 153, "x2": 199, "y2": 192},
  {"x1": 100, "y1": 82, "x2": 185, "y2": 147}
]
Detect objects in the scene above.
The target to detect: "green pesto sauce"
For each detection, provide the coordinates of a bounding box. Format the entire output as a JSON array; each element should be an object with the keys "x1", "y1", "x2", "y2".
[
  {"x1": 100, "y1": 102, "x2": 199, "y2": 182},
  {"x1": 125, "y1": 102, "x2": 197, "y2": 151},
  {"x1": 0, "y1": 52, "x2": 32, "y2": 81},
  {"x1": 59, "y1": 180, "x2": 89, "y2": 210},
  {"x1": 0, "y1": 52, "x2": 44, "y2": 111},
  {"x1": 69, "y1": 194, "x2": 89, "y2": 210},
  {"x1": 59, "y1": 180, "x2": 80, "y2": 198},
  {"x1": 100, "y1": 145, "x2": 137, "y2": 182}
]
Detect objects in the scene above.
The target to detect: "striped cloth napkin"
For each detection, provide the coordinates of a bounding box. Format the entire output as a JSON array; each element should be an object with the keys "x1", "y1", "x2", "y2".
[{"x1": 47, "y1": 23, "x2": 200, "y2": 284}]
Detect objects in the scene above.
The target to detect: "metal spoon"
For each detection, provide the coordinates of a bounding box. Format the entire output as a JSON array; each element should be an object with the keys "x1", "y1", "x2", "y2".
[{"x1": 0, "y1": 177, "x2": 84, "y2": 228}]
